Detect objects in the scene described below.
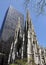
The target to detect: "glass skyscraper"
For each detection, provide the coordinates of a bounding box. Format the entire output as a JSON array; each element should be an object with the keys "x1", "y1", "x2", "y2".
[{"x1": 0, "y1": 6, "x2": 24, "y2": 41}]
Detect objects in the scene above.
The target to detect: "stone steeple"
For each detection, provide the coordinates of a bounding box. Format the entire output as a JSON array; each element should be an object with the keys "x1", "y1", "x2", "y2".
[
  {"x1": 26, "y1": 9, "x2": 30, "y2": 23},
  {"x1": 26, "y1": 9, "x2": 30, "y2": 31},
  {"x1": 7, "y1": 9, "x2": 46, "y2": 65},
  {"x1": 17, "y1": 17, "x2": 21, "y2": 29},
  {"x1": 26, "y1": 10, "x2": 33, "y2": 65}
]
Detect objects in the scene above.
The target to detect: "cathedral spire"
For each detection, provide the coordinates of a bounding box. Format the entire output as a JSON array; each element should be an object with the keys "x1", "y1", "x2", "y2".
[
  {"x1": 18, "y1": 17, "x2": 21, "y2": 29},
  {"x1": 26, "y1": 9, "x2": 31, "y2": 31},
  {"x1": 26, "y1": 9, "x2": 30, "y2": 23},
  {"x1": 26, "y1": 9, "x2": 35, "y2": 32}
]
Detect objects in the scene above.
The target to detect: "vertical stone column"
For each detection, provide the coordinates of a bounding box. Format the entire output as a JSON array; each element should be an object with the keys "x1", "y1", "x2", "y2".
[
  {"x1": 34, "y1": 43, "x2": 39, "y2": 65},
  {"x1": 27, "y1": 30, "x2": 33, "y2": 65},
  {"x1": 21, "y1": 34, "x2": 25, "y2": 59},
  {"x1": 8, "y1": 42, "x2": 13, "y2": 64},
  {"x1": 10, "y1": 38, "x2": 17, "y2": 63},
  {"x1": 44, "y1": 49, "x2": 46, "y2": 64},
  {"x1": 8, "y1": 37, "x2": 17, "y2": 64},
  {"x1": 39, "y1": 48, "x2": 44, "y2": 65},
  {"x1": 12, "y1": 38, "x2": 17, "y2": 63}
]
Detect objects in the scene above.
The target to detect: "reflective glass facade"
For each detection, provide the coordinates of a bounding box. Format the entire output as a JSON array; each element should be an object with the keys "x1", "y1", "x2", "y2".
[{"x1": 1, "y1": 6, "x2": 24, "y2": 41}]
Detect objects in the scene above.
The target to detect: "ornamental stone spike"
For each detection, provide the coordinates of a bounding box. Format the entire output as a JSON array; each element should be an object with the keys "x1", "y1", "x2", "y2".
[
  {"x1": 27, "y1": 30, "x2": 33, "y2": 65},
  {"x1": 26, "y1": 9, "x2": 31, "y2": 31},
  {"x1": 17, "y1": 17, "x2": 21, "y2": 36},
  {"x1": 18, "y1": 17, "x2": 21, "y2": 29},
  {"x1": 26, "y1": 9, "x2": 34, "y2": 31},
  {"x1": 26, "y1": 9, "x2": 30, "y2": 23}
]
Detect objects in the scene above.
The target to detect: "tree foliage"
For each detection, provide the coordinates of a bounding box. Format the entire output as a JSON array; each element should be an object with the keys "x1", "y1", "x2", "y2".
[
  {"x1": 24, "y1": 0, "x2": 46, "y2": 15},
  {"x1": 16, "y1": 0, "x2": 46, "y2": 15},
  {"x1": 24, "y1": 0, "x2": 46, "y2": 14},
  {"x1": 10, "y1": 59, "x2": 27, "y2": 65},
  {"x1": 10, "y1": 58, "x2": 36, "y2": 65}
]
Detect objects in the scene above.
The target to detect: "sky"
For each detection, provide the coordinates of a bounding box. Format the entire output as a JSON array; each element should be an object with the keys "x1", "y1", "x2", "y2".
[{"x1": 0, "y1": 0, "x2": 46, "y2": 47}]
